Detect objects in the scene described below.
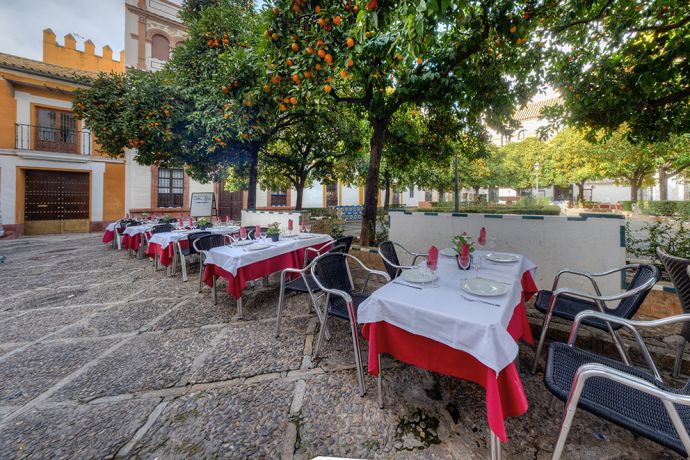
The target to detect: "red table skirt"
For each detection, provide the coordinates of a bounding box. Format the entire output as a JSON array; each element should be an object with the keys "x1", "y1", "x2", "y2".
[
  {"x1": 102, "y1": 230, "x2": 115, "y2": 244},
  {"x1": 362, "y1": 271, "x2": 537, "y2": 442},
  {"x1": 145, "y1": 240, "x2": 188, "y2": 267},
  {"x1": 203, "y1": 242, "x2": 329, "y2": 299},
  {"x1": 121, "y1": 232, "x2": 151, "y2": 252}
]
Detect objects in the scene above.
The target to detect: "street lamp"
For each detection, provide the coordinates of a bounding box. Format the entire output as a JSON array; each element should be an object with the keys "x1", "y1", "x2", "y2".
[{"x1": 534, "y1": 161, "x2": 540, "y2": 198}]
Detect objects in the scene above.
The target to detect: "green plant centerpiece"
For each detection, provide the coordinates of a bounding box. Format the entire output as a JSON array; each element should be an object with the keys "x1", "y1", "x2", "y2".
[
  {"x1": 267, "y1": 222, "x2": 281, "y2": 242},
  {"x1": 197, "y1": 217, "x2": 208, "y2": 229},
  {"x1": 452, "y1": 234, "x2": 475, "y2": 270}
]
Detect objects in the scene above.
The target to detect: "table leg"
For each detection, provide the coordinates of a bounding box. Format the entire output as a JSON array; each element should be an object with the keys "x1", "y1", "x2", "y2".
[
  {"x1": 237, "y1": 296, "x2": 243, "y2": 319},
  {"x1": 377, "y1": 353, "x2": 383, "y2": 409},
  {"x1": 489, "y1": 431, "x2": 502, "y2": 460}
]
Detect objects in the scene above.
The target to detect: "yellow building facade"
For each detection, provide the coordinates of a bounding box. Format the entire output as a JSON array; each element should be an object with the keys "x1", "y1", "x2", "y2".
[{"x1": 0, "y1": 31, "x2": 125, "y2": 237}]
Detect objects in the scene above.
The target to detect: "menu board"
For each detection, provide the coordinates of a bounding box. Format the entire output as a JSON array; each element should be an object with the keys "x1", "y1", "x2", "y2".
[{"x1": 190, "y1": 192, "x2": 216, "y2": 217}]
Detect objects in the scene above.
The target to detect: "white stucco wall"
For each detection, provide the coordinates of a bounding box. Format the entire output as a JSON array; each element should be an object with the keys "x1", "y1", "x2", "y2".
[
  {"x1": 302, "y1": 183, "x2": 323, "y2": 208},
  {"x1": 389, "y1": 211, "x2": 626, "y2": 294},
  {"x1": 125, "y1": 150, "x2": 152, "y2": 210},
  {"x1": 241, "y1": 209, "x2": 304, "y2": 230},
  {"x1": 340, "y1": 184, "x2": 359, "y2": 206}
]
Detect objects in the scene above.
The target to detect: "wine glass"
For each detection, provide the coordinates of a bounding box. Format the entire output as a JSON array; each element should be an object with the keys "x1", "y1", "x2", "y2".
[
  {"x1": 473, "y1": 253, "x2": 482, "y2": 279},
  {"x1": 458, "y1": 254, "x2": 470, "y2": 276},
  {"x1": 489, "y1": 237, "x2": 497, "y2": 251},
  {"x1": 240, "y1": 227, "x2": 247, "y2": 243}
]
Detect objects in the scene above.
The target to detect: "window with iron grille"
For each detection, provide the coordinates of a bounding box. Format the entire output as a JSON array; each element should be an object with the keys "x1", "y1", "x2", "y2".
[
  {"x1": 157, "y1": 168, "x2": 184, "y2": 208},
  {"x1": 271, "y1": 187, "x2": 287, "y2": 206}
]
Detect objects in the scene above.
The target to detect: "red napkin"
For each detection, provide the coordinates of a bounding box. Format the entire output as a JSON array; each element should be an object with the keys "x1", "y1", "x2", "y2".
[
  {"x1": 478, "y1": 227, "x2": 486, "y2": 246},
  {"x1": 459, "y1": 243, "x2": 470, "y2": 268},
  {"x1": 255, "y1": 225, "x2": 261, "y2": 238},
  {"x1": 188, "y1": 218, "x2": 193, "y2": 228},
  {"x1": 427, "y1": 246, "x2": 439, "y2": 271},
  {"x1": 240, "y1": 227, "x2": 247, "y2": 238},
  {"x1": 288, "y1": 219, "x2": 293, "y2": 231}
]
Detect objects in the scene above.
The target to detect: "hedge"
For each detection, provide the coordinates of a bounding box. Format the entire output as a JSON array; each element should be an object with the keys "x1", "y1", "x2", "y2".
[
  {"x1": 635, "y1": 201, "x2": 690, "y2": 219},
  {"x1": 411, "y1": 206, "x2": 562, "y2": 216}
]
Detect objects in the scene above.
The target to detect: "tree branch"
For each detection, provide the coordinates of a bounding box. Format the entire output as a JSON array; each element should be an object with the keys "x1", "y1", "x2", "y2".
[
  {"x1": 553, "y1": 0, "x2": 615, "y2": 34},
  {"x1": 631, "y1": 14, "x2": 690, "y2": 33},
  {"x1": 645, "y1": 87, "x2": 690, "y2": 109}
]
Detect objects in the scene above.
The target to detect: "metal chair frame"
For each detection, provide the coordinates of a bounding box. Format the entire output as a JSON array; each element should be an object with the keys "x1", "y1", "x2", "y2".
[
  {"x1": 192, "y1": 234, "x2": 226, "y2": 305},
  {"x1": 532, "y1": 264, "x2": 658, "y2": 374},
  {"x1": 657, "y1": 247, "x2": 690, "y2": 378},
  {"x1": 309, "y1": 252, "x2": 390, "y2": 396},
  {"x1": 550, "y1": 310, "x2": 690, "y2": 459},
  {"x1": 176, "y1": 231, "x2": 211, "y2": 282},
  {"x1": 378, "y1": 241, "x2": 427, "y2": 279}
]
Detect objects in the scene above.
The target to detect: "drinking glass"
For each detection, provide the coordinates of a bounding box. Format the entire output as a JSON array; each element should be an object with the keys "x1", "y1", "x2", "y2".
[
  {"x1": 458, "y1": 255, "x2": 470, "y2": 275},
  {"x1": 489, "y1": 237, "x2": 497, "y2": 251},
  {"x1": 473, "y1": 253, "x2": 482, "y2": 278}
]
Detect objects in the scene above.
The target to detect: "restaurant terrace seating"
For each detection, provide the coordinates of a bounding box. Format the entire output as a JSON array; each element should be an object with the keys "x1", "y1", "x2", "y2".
[
  {"x1": 657, "y1": 247, "x2": 690, "y2": 377},
  {"x1": 378, "y1": 240, "x2": 427, "y2": 279}
]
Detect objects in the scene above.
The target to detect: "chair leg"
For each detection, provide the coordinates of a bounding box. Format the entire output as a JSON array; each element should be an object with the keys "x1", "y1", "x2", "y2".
[
  {"x1": 177, "y1": 243, "x2": 188, "y2": 282},
  {"x1": 377, "y1": 353, "x2": 383, "y2": 409},
  {"x1": 276, "y1": 279, "x2": 287, "y2": 337},
  {"x1": 674, "y1": 340, "x2": 686, "y2": 378},
  {"x1": 551, "y1": 382, "x2": 585, "y2": 460},
  {"x1": 490, "y1": 431, "x2": 502, "y2": 460},
  {"x1": 349, "y1": 318, "x2": 366, "y2": 396},
  {"x1": 313, "y1": 313, "x2": 328, "y2": 359},
  {"x1": 532, "y1": 311, "x2": 554, "y2": 374},
  {"x1": 236, "y1": 296, "x2": 243, "y2": 319},
  {"x1": 211, "y1": 275, "x2": 217, "y2": 305},
  {"x1": 198, "y1": 255, "x2": 205, "y2": 293}
]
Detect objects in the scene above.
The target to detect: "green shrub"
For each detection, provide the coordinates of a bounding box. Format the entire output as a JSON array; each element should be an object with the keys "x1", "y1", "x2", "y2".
[
  {"x1": 619, "y1": 200, "x2": 635, "y2": 212},
  {"x1": 411, "y1": 205, "x2": 561, "y2": 216},
  {"x1": 626, "y1": 216, "x2": 690, "y2": 264}
]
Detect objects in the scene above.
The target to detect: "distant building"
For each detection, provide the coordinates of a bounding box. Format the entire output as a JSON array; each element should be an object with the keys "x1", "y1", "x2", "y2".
[{"x1": 0, "y1": 31, "x2": 126, "y2": 237}]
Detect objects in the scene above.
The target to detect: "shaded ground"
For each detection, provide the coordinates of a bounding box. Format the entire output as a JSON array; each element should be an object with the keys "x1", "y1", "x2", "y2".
[{"x1": 0, "y1": 233, "x2": 681, "y2": 459}]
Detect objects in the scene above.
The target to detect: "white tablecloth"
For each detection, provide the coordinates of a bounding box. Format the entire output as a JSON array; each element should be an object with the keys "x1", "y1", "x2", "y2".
[
  {"x1": 148, "y1": 226, "x2": 240, "y2": 249},
  {"x1": 123, "y1": 224, "x2": 154, "y2": 237},
  {"x1": 204, "y1": 234, "x2": 333, "y2": 276},
  {"x1": 105, "y1": 222, "x2": 118, "y2": 232},
  {"x1": 357, "y1": 250, "x2": 537, "y2": 374}
]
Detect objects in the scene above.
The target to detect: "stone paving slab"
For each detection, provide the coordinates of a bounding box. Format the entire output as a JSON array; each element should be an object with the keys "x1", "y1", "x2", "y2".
[
  {"x1": 0, "y1": 338, "x2": 117, "y2": 405},
  {"x1": 51, "y1": 328, "x2": 221, "y2": 402},
  {"x1": 190, "y1": 318, "x2": 307, "y2": 383},
  {"x1": 0, "y1": 398, "x2": 159, "y2": 459},
  {"x1": 133, "y1": 379, "x2": 294, "y2": 459},
  {"x1": 52, "y1": 298, "x2": 178, "y2": 339},
  {"x1": 0, "y1": 305, "x2": 107, "y2": 342},
  {"x1": 151, "y1": 298, "x2": 234, "y2": 331}
]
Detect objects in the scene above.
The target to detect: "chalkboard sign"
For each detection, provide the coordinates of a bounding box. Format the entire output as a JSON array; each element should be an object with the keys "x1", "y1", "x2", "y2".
[{"x1": 190, "y1": 192, "x2": 216, "y2": 218}]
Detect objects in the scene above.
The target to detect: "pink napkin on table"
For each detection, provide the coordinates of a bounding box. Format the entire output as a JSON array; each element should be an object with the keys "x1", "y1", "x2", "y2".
[
  {"x1": 478, "y1": 227, "x2": 486, "y2": 246},
  {"x1": 461, "y1": 243, "x2": 470, "y2": 258},
  {"x1": 288, "y1": 219, "x2": 293, "y2": 231},
  {"x1": 255, "y1": 225, "x2": 261, "y2": 238},
  {"x1": 240, "y1": 227, "x2": 247, "y2": 238},
  {"x1": 427, "y1": 246, "x2": 439, "y2": 271}
]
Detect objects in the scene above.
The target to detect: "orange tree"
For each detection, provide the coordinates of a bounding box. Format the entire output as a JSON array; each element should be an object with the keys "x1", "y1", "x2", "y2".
[
  {"x1": 263, "y1": 0, "x2": 547, "y2": 244},
  {"x1": 74, "y1": 0, "x2": 303, "y2": 210}
]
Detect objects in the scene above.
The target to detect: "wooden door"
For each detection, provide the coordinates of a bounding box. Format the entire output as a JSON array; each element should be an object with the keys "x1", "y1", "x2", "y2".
[
  {"x1": 217, "y1": 183, "x2": 243, "y2": 221},
  {"x1": 24, "y1": 170, "x2": 89, "y2": 235}
]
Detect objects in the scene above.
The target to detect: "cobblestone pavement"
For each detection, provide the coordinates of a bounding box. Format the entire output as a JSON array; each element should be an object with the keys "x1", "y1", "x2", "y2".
[{"x1": 0, "y1": 234, "x2": 682, "y2": 459}]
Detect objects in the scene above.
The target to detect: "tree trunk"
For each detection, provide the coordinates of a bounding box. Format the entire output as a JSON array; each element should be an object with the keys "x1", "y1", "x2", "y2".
[
  {"x1": 577, "y1": 181, "x2": 585, "y2": 204},
  {"x1": 658, "y1": 166, "x2": 668, "y2": 201},
  {"x1": 360, "y1": 117, "x2": 388, "y2": 246},
  {"x1": 630, "y1": 182, "x2": 639, "y2": 201},
  {"x1": 383, "y1": 173, "x2": 391, "y2": 211},
  {"x1": 294, "y1": 181, "x2": 304, "y2": 210},
  {"x1": 246, "y1": 146, "x2": 259, "y2": 210}
]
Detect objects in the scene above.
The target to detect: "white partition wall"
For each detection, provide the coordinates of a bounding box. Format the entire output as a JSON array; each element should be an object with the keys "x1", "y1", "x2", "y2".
[
  {"x1": 388, "y1": 211, "x2": 627, "y2": 294},
  {"x1": 241, "y1": 210, "x2": 305, "y2": 230}
]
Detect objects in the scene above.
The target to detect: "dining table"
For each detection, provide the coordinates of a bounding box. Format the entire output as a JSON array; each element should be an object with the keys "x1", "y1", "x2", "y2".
[
  {"x1": 102, "y1": 222, "x2": 118, "y2": 244},
  {"x1": 202, "y1": 233, "x2": 333, "y2": 318},
  {"x1": 145, "y1": 225, "x2": 241, "y2": 272},
  {"x1": 121, "y1": 224, "x2": 154, "y2": 255},
  {"x1": 357, "y1": 249, "x2": 538, "y2": 459}
]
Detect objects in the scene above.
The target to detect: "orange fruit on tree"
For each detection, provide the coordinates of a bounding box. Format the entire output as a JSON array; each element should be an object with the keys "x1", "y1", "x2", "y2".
[
  {"x1": 366, "y1": 0, "x2": 377, "y2": 10},
  {"x1": 292, "y1": 4, "x2": 300, "y2": 12},
  {"x1": 346, "y1": 37, "x2": 355, "y2": 48},
  {"x1": 353, "y1": 5, "x2": 359, "y2": 12},
  {"x1": 222, "y1": 86, "x2": 229, "y2": 94},
  {"x1": 325, "y1": 54, "x2": 333, "y2": 64},
  {"x1": 365, "y1": 31, "x2": 372, "y2": 38},
  {"x1": 291, "y1": 43, "x2": 299, "y2": 52},
  {"x1": 263, "y1": 84, "x2": 270, "y2": 92},
  {"x1": 263, "y1": 30, "x2": 270, "y2": 39},
  {"x1": 344, "y1": 2, "x2": 350, "y2": 11},
  {"x1": 279, "y1": 103, "x2": 287, "y2": 111},
  {"x1": 509, "y1": 25, "x2": 517, "y2": 33},
  {"x1": 318, "y1": 48, "x2": 326, "y2": 58},
  {"x1": 316, "y1": 39, "x2": 324, "y2": 46},
  {"x1": 233, "y1": 80, "x2": 240, "y2": 87},
  {"x1": 315, "y1": 63, "x2": 322, "y2": 70},
  {"x1": 289, "y1": 96, "x2": 298, "y2": 105},
  {"x1": 340, "y1": 69, "x2": 348, "y2": 78},
  {"x1": 315, "y1": 5, "x2": 321, "y2": 12},
  {"x1": 306, "y1": 47, "x2": 314, "y2": 55},
  {"x1": 303, "y1": 71, "x2": 313, "y2": 78},
  {"x1": 347, "y1": 58, "x2": 353, "y2": 67},
  {"x1": 396, "y1": 53, "x2": 403, "y2": 61},
  {"x1": 286, "y1": 58, "x2": 293, "y2": 66},
  {"x1": 323, "y1": 84, "x2": 332, "y2": 92},
  {"x1": 327, "y1": 75, "x2": 334, "y2": 82},
  {"x1": 333, "y1": 16, "x2": 342, "y2": 25},
  {"x1": 271, "y1": 33, "x2": 279, "y2": 41},
  {"x1": 318, "y1": 18, "x2": 326, "y2": 27},
  {"x1": 272, "y1": 7, "x2": 280, "y2": 15},
  {"x1": 416, "y1": 57, "x2": 423, "y2": 65},
  {"x1": 292, "y1": 74, "x2": 300, "y2": 84},
  {"x1": 284, "y1": 97, "x2": 290, "y2": 103},
  {"x1": 242, "y1": 132, "x2": 249, "y2": 139}
]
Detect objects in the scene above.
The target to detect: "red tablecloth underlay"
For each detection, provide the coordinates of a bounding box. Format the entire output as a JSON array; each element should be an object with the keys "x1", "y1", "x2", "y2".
[
  {"x1": 121, "y1": 233, "x2": 147, "y2": 252},
  {"x1": 102, "y1": 230, "x2": 115, "y2": 244},
  {"x1": 145, "y1": 239, "x2": 188, "y2": 267},
  {"x1": 203, "y1": 242, "x2": 330, "y2": 299},
  {"x1": 362, "y1": 271, "x2": 537, "y2": 443}
]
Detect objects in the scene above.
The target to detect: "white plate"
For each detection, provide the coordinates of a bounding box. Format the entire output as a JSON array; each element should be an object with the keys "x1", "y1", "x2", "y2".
[
  {"x1": 440, "y1": 248, "x2": 457, "y2": 257},
  {"x1": 297, "y1": 234, "x2": 316, "y2": 239},
  {"x1": 233, "y1": 240, "x2": 254, "y2": 247},
  {"x1": 485, "y1": 252, "x2": 520, "y2": 263},
  {"x1": 460, "y1": 278, "x2": 510, "y2": 296},
  {"x1": 401, "y1": 269, "x2": 437, "y2": 284},
  {"x1": 246, "y1": 243, "x2": 273, "y2": 251}
]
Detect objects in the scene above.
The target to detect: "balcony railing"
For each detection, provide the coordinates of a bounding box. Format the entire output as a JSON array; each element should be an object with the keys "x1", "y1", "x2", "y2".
[{"x1": 15, "y1": 124, "x2": 91, "y2": 155}]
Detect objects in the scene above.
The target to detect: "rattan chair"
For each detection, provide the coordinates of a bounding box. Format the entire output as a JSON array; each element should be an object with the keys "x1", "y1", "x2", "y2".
[
  {"x1": 334, "y1": 235, "x2": 354, "y2": 253},
  {"x1": 378, "y1": 241, "x2": 427, "y2": 279},
  {"x1": 532, "y1": 263, "x2": 660, "y2": 374},
  {"x1": 150, "y1": 223, "x2": 174, "y2": 234},
  {"x1": 657, "y1": 247, "x2": 690, "y2": 377},
  {"x1": 275, "y1": 243, "x2": 348, "y2": 337},
  {"x1": 192, "y1": 234, "x2": 226, "y2": 302},
  {"x1": 544, "y1": 310, "x2": 690, "y2": 459},
  {"x1": 176, "y1": 231, "x2": 211, "y2": 282},
  {"x1": 310, "y1": 252, "x2": 391, "y2": 396}
]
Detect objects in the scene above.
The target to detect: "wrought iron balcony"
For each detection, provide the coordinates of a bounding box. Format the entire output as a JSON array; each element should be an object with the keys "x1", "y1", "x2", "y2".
[{"x1": 15, "y1": 124, "x2": 92, "y2": 155}]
